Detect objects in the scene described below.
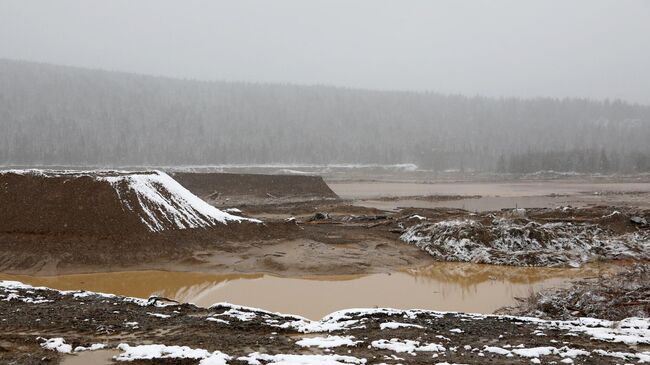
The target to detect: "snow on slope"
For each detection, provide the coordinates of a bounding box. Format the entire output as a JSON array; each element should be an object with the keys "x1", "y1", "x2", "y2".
[
  {"x1": 0, "y1": 169, "x2": 259, "y2": 232},
  {"x1": 99, "y1": 171, "x2": 259, "y2": 231}
]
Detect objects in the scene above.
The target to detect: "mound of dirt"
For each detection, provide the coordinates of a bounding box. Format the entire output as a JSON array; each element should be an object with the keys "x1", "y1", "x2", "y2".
[
  {"x1": 171, "y1": 172, "x2": 338, "y2": 201},
  {"x1": 0, "y1": 170, "x2": 253, "y2": 236},
  {"x1": 400, "y1": 209, "x2": 650, "y2": 267}
]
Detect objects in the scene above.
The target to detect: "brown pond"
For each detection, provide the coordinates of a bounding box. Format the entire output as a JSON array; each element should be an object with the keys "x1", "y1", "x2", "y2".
[
  {"x1": 329, "y1": 181, "x2": 650, "y2": 199},
  {"x1": 0, "y1": 262, "x2": 621, "y2": 320},
  {"x1": 354, "y1": 195, "x2": 586, "y2": 212}
]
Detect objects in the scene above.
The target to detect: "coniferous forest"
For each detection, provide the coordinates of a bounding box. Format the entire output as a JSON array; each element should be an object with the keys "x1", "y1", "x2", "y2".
[{"x1": 2, "y1": 59, "x2": 649, "y2": 173}]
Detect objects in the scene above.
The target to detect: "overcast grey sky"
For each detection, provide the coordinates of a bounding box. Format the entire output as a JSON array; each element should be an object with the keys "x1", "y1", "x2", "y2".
[{"x1": 1, "y1": 0, "x2": 649, "y2": 103}]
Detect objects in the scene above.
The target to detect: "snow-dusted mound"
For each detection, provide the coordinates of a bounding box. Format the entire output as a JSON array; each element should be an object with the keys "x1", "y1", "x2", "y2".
[
  {"x1": 401, "y1": 218, "x2": 649, "y2": 267},
  {"x1": 0, "y1": 169, "x2": 257, "y2": 235}
]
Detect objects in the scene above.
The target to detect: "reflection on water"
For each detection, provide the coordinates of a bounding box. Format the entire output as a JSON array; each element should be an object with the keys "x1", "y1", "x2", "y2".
[{"x1": 0, "y1": 262, "x2": 622, "y2": 320}]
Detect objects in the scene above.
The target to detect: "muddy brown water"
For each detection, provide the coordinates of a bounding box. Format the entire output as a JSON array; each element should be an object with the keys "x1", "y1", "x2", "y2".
[
  {"x1": 61, "y1": 350, "x2": 119, "y2": 365},
  {"x1": 356, "y1": 196, "x2": 585, "y2": 212},
  {"x1": 329, "y1": 181, "x2": 650, "y2": 199},
  {"x1": 0, "y1": 262, "x2": 621, "y2": 320},
  {"x1": 331, "y1": 181, "x2": 650, "y2": 211}
]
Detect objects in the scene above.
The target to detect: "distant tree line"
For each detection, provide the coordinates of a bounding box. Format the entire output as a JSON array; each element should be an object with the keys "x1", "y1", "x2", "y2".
[
  {"x1": 496, "y1": 149, "x2": 650, "y2": 174},
  {"x1": 1, "y1": 59, "x2": 649, "y2": 173}
]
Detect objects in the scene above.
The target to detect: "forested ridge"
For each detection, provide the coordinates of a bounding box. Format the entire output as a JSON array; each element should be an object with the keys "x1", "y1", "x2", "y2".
[{"x1": 1, "y1": 59, "x2": 649, "y2": 173}]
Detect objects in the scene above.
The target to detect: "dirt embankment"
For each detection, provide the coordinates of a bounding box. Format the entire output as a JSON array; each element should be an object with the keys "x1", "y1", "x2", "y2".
[
  {"x1": 0, "y1": 170, "x2": 147, "y2": 236},
  {"x1": 0, "y1": 170, "x2": 253, "y2": 236},
  {"x1": 1, "y1": 281, "x2": 648, "y2": 365},
  {"x1": 0, "y1": 170, "x2": 294, "y2": 275},
  {"x1": 171, "y1": 172, "x2": 339, "y2": 203}
]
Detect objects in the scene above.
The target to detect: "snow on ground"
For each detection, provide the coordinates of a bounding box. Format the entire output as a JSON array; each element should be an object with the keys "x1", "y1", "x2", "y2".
[
  {"x1": 115, "y1": 344, "x2": 231, "y2": 364},
  {"x1": 39, "y1": 336, "x2": 650, "y2": 365},
  {"x1": 401, "y1": 217, "x2": 649, "y2": 266},
  {"x1": 371, "y1": 339, "x2": 445, "y2": 355},
  {"x1": 146, "y1": 311, "x2": 171, "y2": 318},
  {"x1": 238, "y1": 352, "x2": 367, "y2": 364},
  {"x1": 7, "y1": 281, "x2": 650, "y2": 364},
  {"x1": 74, "y1": 343, "x2": 107, "y2": 352},
  {"x1": 380, "y1": 322, "x2": 424, "y2": 330},
  {"x1": 39, "y1": 338, "x2": 72, "y2": 353},
  {"x1": 0, "y1": 280, "x2": 176, "y2": 308},
  {"x1": 296, "y1": 335, "x2": 361, "y2": 348}
]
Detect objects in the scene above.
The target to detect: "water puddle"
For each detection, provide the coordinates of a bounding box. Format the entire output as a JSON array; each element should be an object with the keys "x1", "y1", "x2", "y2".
[
  {"x1": 61, "y1": 349, "x2": 119, "y2": 365},
  {"x1": 0, "y1": 262, "x2": 621, "y2": 320}
]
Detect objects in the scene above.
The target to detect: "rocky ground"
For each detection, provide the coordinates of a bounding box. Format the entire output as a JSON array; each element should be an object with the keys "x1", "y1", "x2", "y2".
[{"x1": 1, "y1": 281, "x2": 649, "y2": 365}]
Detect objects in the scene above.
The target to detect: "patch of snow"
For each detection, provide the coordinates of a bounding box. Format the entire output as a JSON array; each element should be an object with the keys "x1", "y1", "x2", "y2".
[
  {"x1": 74, "y1": 343, "x2": 107, "y2": 352},
  {"x1": 483, "y1": 346, "x2": 514, "y2": 356},
  {"x1": 40, "y1": 338, "x2": 72, "y2": 353},
  {"x1": 512, "y1": 346, "x2": 557, "y2": 358},
  {"x1": 296, "y1": 336, "x2": 361, "y2": 348},
  {"x1": 216, "y1": 308, "x2": 258, "y2": 321},
  {"x1": 380, "y1": 322, "x2": 424, "y2": 330},
  {"x1": 100, "y1": 171, "x2": 260, "y2": 231},
  {"x1": 239, "y1": 352, "x2": 366, "y2": 364},
  {"x1": 146, "y1": 312, "x2": 171, "y2": 319},
  {"x1": 114, "y1": 344, "x2": 230, "y2": 364},
  {"x1": 371, "y1": 339, "x2": 445, "y2": 355},
  {"x1": 371, "y1": 339, "x2": 420, "y2": 354}
]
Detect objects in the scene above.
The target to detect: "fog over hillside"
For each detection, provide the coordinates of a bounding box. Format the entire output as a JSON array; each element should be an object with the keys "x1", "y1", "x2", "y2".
[{"x1": 1, "y1": 59, "x2": 650, "y2": 173}]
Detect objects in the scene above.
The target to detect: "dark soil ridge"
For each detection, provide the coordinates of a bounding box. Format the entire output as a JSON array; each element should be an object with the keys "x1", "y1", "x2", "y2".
[
  {"x1": 0, "y1": 170, "x2": 250, "y2": 236},
  {"x1": 170, "y1": 172, "x2": 339, "y2": 201},
  {"x1": 1, "y1": 281, "x2": 648, "y2": 364}
]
